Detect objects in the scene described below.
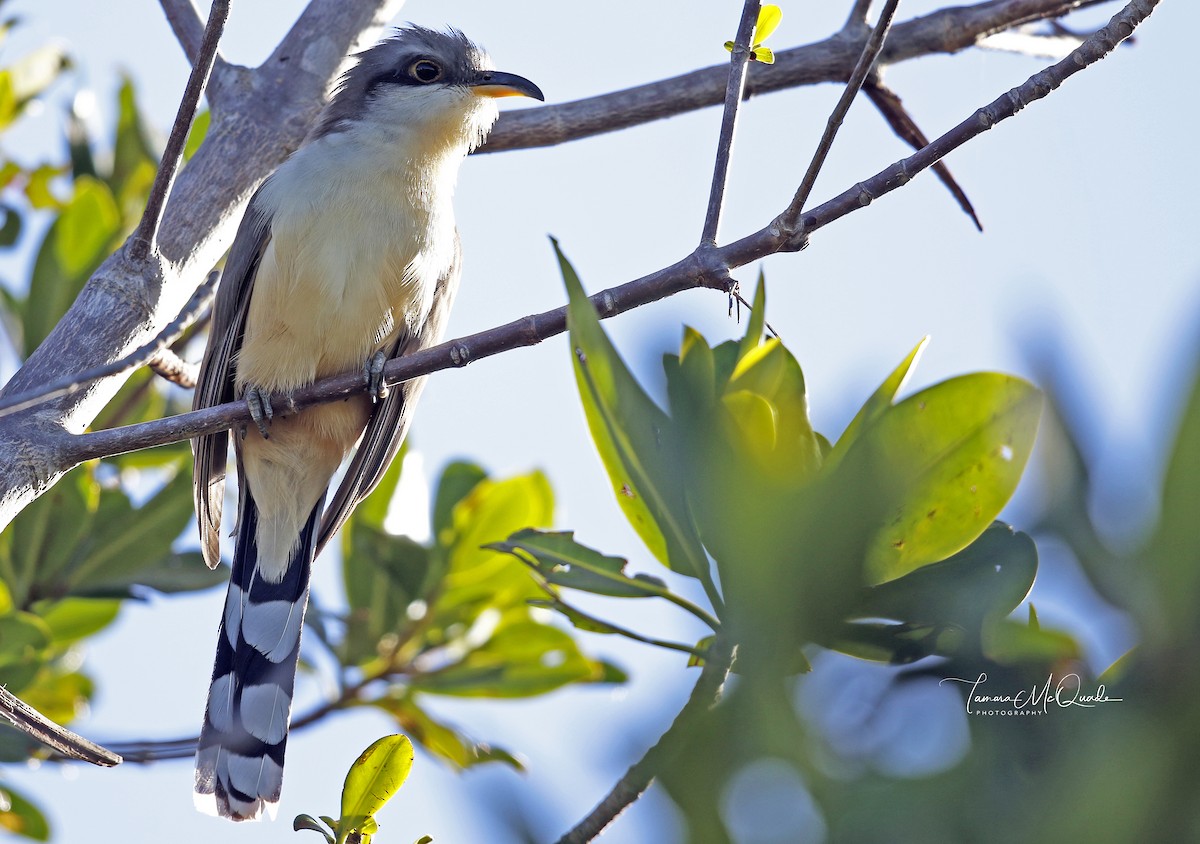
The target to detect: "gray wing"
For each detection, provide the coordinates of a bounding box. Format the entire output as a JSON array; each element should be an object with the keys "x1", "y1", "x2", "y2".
[
  {"x1": 192, "y1": 189, "x2": 273, "y2": 569},
  {"x1": 316, "y1": 238, "x2": 463, "y2": 555}
]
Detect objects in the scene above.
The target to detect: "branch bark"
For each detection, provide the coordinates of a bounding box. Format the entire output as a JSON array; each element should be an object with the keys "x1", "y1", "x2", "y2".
[
  {"x1": 479, "y1": 0, "x2": 1114, "y2": 154},
  {"x1": 0, "y1": 0, "x2": 403, "y2": 533},
  {"x1": 52, "y1": 0, "x2": 1157, "y2": 468}
]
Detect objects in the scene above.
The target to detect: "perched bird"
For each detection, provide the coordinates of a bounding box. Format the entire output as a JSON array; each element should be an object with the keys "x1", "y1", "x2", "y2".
[{"x1": 190, "y1": 26, "x2": 542, "y2": 821}]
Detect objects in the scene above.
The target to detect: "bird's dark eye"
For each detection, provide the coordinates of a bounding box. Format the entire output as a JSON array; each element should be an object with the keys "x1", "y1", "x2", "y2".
[{"x1": 409, "y1": 60, "x2": 442, "y2": 83}]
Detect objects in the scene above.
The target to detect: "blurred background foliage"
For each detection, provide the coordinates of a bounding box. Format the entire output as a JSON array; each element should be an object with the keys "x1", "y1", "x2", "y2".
[{"x1": 0, "y1": 9, "x2": 1196, "y2": 844}]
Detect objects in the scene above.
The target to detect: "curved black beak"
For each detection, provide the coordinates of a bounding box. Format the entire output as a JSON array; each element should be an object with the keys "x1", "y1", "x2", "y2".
[{"x1": 470, "y1": 70, "x2": 544, "y2": 102}]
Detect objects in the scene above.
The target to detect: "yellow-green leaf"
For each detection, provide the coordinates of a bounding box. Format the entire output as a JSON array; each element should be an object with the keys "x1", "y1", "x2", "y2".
[
  {"x1": 337, "y1": 735, "x2": 414, "y2": 843},
  {"x1": 858, "y1": 373, "x2": 1043, "y2": 583}
]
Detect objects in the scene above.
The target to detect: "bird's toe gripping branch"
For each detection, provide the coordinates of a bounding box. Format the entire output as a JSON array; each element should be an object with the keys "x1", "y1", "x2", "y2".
[
  {"x1": 363, "y1": 350, "x2": 390, "y2": 403},
  {"x1": 242, "y1": 387, "x2": 297, "y2": 440}
]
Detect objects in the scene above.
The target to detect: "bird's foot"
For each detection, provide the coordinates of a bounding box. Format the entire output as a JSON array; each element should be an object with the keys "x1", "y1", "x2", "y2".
[
  {"x1": 363, "y1": 350, "x2": 389, "y2": 403},
  {"x1": 242, "y1": 387, "x2": 296, "y2": 440}
]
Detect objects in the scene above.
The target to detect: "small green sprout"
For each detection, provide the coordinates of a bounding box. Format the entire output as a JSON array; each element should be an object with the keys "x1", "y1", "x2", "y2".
[
  {"x1": 294, "y1": 735, "x2": 426, "y2": 844},
  {"x1": 724, "y1": 4, "x2": 783, "y2": 64}
]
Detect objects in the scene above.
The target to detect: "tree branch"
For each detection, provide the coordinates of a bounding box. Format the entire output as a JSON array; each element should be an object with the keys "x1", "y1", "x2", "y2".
[
  {"x1": 554, "y1": 637, "x2": 736, "y2": 844},
  {"x1": 479, "y1": 0, "x2": 1118, "y2": 154},
  {"x1": 700, "y1": 0, "x2": 761, "y2": 245},
  {"x1": 0, "y1": 272, "x2": 218, "y2": 418},
  {"x1": 0, "y1": 686, "x2": 121, "y2": 767},
  {"x1": 0, "y1": 0, "x2": 400, "y2": 535},
  {"x1": 52, "y1": 0, "x2": 1159, "y2": 467},
  {"x1": 130, "y1": 0, "x2": 229, "y2": 265},
  {"x1": 783, "y1": 0, "x2": 901, "y2": 226},
  {"x1": 158, "y1": 0, "x2": 207, "y2": 67}
]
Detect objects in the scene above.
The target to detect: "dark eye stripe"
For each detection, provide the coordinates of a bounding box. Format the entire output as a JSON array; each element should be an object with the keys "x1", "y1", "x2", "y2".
[{"x1": 364, "y1": 56, "x2": 444, "y2": 95}]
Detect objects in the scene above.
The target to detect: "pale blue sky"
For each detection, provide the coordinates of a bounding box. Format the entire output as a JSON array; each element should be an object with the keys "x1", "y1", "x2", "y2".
[{"x1": 1, "y1": 1, "x2": 1197, "y2": 841}]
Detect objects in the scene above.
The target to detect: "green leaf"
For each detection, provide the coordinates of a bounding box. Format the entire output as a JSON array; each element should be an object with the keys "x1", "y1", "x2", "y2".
[
  {"x1": 852, "y1": 522, "x2": 1037, "y2": 631},
  {"x1": 556, "y1": 238, "x2": 706, "y2": 579},
  {"x1": 34, "y1": 597, "x2": 120, "y2": 644},
  {"x1": 338, "y1": 735, "x2": 414, "y2": 842},
  {"x1": 342, "y1": 533, "x2": 430, "y2": 665},
  {"x1": 23, "y1": 176, "x2": 120, "y2": 354},
  {"x1": 0, "y1": 613, "x2": 52, "y2": 692},
  {"x1": 0, "y1": 781, "x2": 50, "y2": 841},
  {"x1": 432, "y1": 461, "x2": 486, "y2": 549},
  {"x1": 184, "y1": 109, "x2": 210, "y2": 160},
  {"x1": 16, "y1": 668, "x2": 93, "y2": 725},
  {"x1": 369, "y1": 695, "x2": 523, "y2": 771},
  {"x1": 736, "y1": 270, "x2": 767, "y2": 362},
  {"x1": 411, "y1": 618, "x2": 606, "y2": 698},
  {"x1": 293, "y1": 814, "x2": 336, "y2": 844},
  {"x1": 852, "y1": 373, "x2": 1042, "y2": 583},
  {"x1": 487, "y1": 528, "x2": 667, "y2": 597},
  {"x1": 63, "y1": 462, "x2": 195, "y2": 594},
  {"x1": 354, "y1": 441, "x2": 407, "y2": 530},
  {"x1": 827, "y1": 337, "x2": 929, "y2": 472},
  {"x1": 0, "y1": 203, "x2": 21, "y2": 246},
  {"x1": 109, "y1": 76, "x2": 157, "y2": 207}
]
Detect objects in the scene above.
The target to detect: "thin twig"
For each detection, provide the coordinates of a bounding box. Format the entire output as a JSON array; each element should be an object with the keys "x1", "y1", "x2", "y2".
[
  {"x1": 480, "y1": 0, "x2": 1115, "y2": 154},
  {"x1": 701, "y1": 0, "x2": 761, "y2": 246},
  {"x1": 783, "y1": 0, "x2": 902, "y2": 227},
  {"x1": 159, "y1": 0, "x2": 207, "y2": 65},
  {"x1": 864, "y1": 80, "x2": 983, "y2": 230},
  {"x1": 0, "y1": 271, "x2": 218, "y2": 418},
  {"x1": 129, "y1": 0, "x2": 230, "y2": 263},
  {"x1": 0, "y1": 686, "x2": 121, "y2": 767},
  {"x1": 554, "y1": 637, "x2": 735, "y2": 844},
  {"x1": 147, "y1": 347, "x2": 200, "y2": 389},
  {"x1": 59, "y1": 0, "x2": 1158, "y2": 467},
  {"x1": 846, "y1": 0, "x2": 875, "y2": 28}
]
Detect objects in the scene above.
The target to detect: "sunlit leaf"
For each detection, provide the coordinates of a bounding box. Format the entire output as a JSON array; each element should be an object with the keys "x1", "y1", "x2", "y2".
[
  {"x1": 487, "y1": 528, "x2": 667, "y2": 598},
  {"x1": 851, "y1": 373, "x2": 1042, "y2": 583},
  {"x1": 338, "y1": 735, "x2": 414, "y2": 842},
  {"x1": 370, "y1": 694, "x2": 523, "y2": 771},
  {"x1": 0, "y1": 781, "x2": 50, "y2": 841},
  {"x1": 556, "y1": 238, "x2": 706, "y2": 579}
]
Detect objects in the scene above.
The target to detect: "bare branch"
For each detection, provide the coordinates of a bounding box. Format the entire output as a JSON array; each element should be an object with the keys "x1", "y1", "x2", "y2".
[
  {"x1": 846, "y1": 0, "x2": 876, "y2": 28},
  {"x1": 783, "y1": 0, "x2": 901, "y2": 227},
  {"x1": 147, "y1": 348, "x2": 200, "y2": 389},
  {"x1": 0, "y1": 0, "x2": 399, "y2": 535},
  {"x1": 63, "y1": 0, "x2": 1161, "y2": 468},
  {"x1": 980, "y1": 24, "x2": 1085, "y2": 57},
  {"x1": 130, "y1": 0, "x2": 229, "y2": 264},
  {"x1": 0, "y1": 686, "x2": 121, "y2": 767},
  {"x1": 863, "y1": 80, "x2": 982, "y2": 230},
  {"x1": 554, "y1": 638, "x2": 736, "y2": 844},
  {"x1": 480, "y1": 0, "x2": 1118, "y2": 154},
  {"x1": 700, "y1": 0, "x2": 761, "y2": 245},
  {"x1": 0, "y1": 272, "x2": 218, "y2": 419},
  {"x1": 56, "y1": 0, "x2": 1159, "y2": 468},
  {"x1": 158, "y1": 0, "x2": 206, "y2": 66}
]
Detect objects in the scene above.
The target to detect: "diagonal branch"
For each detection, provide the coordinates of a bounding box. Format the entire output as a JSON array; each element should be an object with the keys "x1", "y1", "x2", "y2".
[
  {"x1": 0, "y1": 686, "x2": 121, "y2": 767},
  {"x1": 159, "y1": 0, "x2": 208, "y2": 67},
  {"x1": 700, "y1": 0, "x2": 761, "y2": 245},
  {"x1": 0, "y1": 272, "x2": 219, "y2": 418},
  {"x1": 57, "y1": 0, "x2": 1158, "y2": 468},
  {"x1": 130, "y1": 0, "x2": 230, "y2": 264},
  {"x1": 554, "y1": 637, "x2": 736, "y2": 844},
  {"x1": 783, "y1": 0, "x2": 902, "y2": 227},
  {"x1": 480, "y1": 0, "x2": 1118, "y2": 154},
  {"x1": 863, "y1": 80, "x2": 983, "y2": 230}
]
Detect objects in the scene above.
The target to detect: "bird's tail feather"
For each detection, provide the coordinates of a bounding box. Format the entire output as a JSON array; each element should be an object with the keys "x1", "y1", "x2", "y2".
[{"x1": 194, "y1": 488, "x2": 322, "y2": 821}]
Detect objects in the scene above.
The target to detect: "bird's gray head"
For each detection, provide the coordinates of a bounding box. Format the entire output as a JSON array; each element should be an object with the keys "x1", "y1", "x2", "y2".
[{"x1": 315, "y1": 26, "x2": 543, "y2": 152}]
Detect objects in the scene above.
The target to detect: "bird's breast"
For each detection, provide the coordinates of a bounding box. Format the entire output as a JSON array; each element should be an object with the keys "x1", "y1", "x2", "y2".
[{"x1": 236, "y1": 143, "x2": 456, "y2": 395}]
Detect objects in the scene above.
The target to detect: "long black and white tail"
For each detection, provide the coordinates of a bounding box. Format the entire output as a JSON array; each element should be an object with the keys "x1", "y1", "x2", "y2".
[{"x1": 194, "y1": 489, "x2": 322, "y2": 821}]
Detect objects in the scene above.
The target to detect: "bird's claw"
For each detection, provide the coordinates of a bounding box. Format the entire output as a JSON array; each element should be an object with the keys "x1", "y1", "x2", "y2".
[
  {"x1": 244, "y1": 387, "x2": 274, "y2": 440},
  {"x1": 243, "y1": 387, "x2": 296, "y2": 439},
  {"x1": 364, "y1": 350, "x2": 389, "y2": 403}
]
